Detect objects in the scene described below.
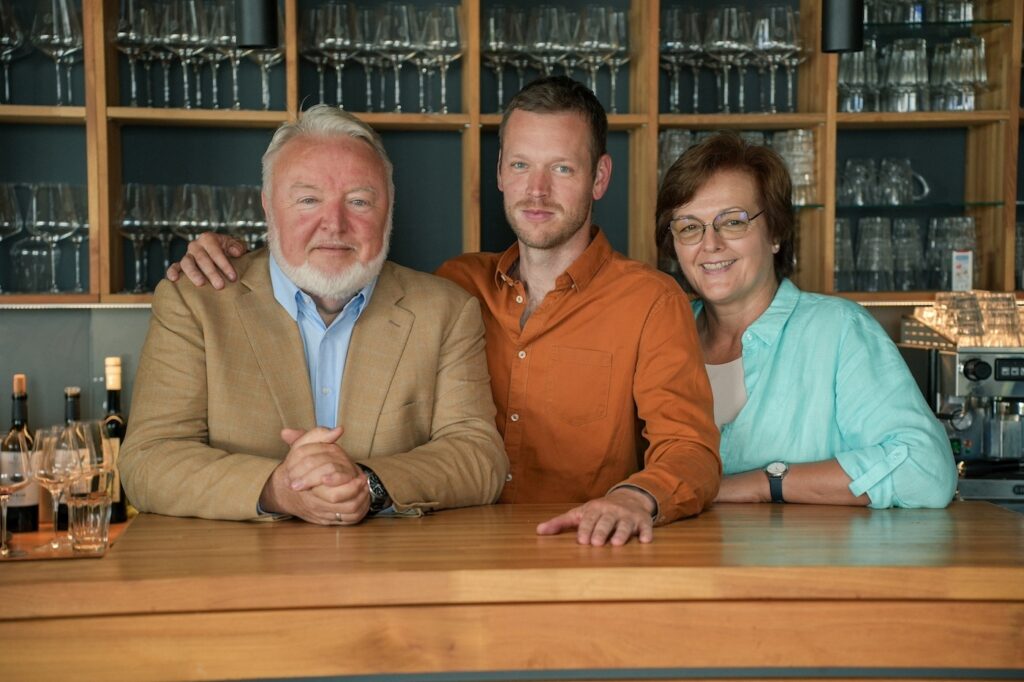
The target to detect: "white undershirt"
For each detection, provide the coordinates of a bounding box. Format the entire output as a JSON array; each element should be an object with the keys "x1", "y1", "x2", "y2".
[{"x1": 705, "y1": 357, "x2": 748, "y2": 428}]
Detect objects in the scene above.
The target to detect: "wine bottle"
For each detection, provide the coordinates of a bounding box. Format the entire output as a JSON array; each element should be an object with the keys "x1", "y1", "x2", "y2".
[
  {"x1": 102, "y1": 357, "x2": 129, "y2": 523},
  {"x1": 1, "y1": 374, "x2": 39, "y2": 532},
  {"x1": 57, "y1": 386, "x2": 82, "y2": 531}
]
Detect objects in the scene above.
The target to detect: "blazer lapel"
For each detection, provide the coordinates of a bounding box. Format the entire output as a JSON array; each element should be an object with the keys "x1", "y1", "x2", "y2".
[
  {"x1": 235, "y1": 253, "x2": 317, "y2": 433},
  {"x1": 339, "y1": 263, "x2": 414, "y2": 455}
]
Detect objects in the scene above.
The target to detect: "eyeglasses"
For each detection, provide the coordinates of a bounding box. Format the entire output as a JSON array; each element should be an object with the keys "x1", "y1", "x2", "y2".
[{"x1": 669, "y1": 209, "x2": 764, "y2": 246}]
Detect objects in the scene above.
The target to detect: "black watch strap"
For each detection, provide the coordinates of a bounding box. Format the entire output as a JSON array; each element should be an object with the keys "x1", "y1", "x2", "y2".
[
  {"x1": 768, "y1": 475, "x2": 784, "y2": 504},
  {"x1": 358, "y1": 464, "x2": 391, "y2": 515}
]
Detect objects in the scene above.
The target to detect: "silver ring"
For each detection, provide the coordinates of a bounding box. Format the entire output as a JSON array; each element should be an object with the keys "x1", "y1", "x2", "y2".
[{"x1": 334, "y1": 512, "x2": 342, "y2": 523}]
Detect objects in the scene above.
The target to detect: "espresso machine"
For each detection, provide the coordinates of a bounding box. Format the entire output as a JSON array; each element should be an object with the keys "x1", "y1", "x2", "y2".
[{"x1": 898, "y1": 292, "x2": 1024, "y2": 506}]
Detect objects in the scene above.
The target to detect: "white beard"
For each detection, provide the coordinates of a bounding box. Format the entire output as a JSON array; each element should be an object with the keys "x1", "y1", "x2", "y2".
[{"x1": 267, "y1": 224, "x2": 390, "y2": 304}]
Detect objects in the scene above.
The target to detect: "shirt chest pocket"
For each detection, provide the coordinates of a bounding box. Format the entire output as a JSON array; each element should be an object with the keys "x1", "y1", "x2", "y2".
[{"x1": 544, "y1": 346, "x2": 612, "y2": 427}]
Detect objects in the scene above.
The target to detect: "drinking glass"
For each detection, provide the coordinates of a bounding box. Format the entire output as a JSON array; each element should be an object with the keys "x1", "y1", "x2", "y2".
[
  {"x1": 163, "y1": 0, "x2": 206, "y2": 109},
  {"x1": 751, "y1": 6, "x2": 796, "y2": 114},
  {"x1": 781, "y1": 10, "x2": 804, "y2": 112},
  {"x1": 10, "y1": 235, "x2": 51, "y2": 292},
  {"x1": 201, "y1": 0, "x2": 229, "y2": 108},
  {"x1": 428, "y1": 5, "x2": 462, "y2": 115},
  {"x1": 834, "y1": 218, "x2": 857, "y2": 291},
  {"x1": 483, "y1": 6, "x2": 510, "y2": 111},
  {"x1": 31, "y1": 0, "x2": 83, "y2": 105},
  {"x1": 838, "y1": 38, "x2": 878, "y2": 112},
  {"x1": 31, "y1": 425, "x2": 83, "y2": 551},
  {"x1": 856, "y1": 217, "x2": 893, "y2": 291},
  {"x1": 0, "y1": 429, "x2": 30, "y2": 558},
  {"x1": 300, "y1": 5, "x2": 329, "y2": 104},
  {"x1": 606, "y1": 9, "x2": 628, "y2": 114},
  {"x1": 26, "y1": 183, "x2": 77, "y2": 292},
  {"x1": 212, "y1": 0, "x2": 250, "y2": 110},
  {"x1": 120, "y1": 183, "x2": 157, "y2": 293},
  {"x1": 376, "y1": 3, "x2": 416, "y2": 113},
  {"x1": 0, "y1": 0, "x2": 26, "y2": 104},
  {"x1": 526, "y1": 5, "x2": 566, "y2": 77},
  {"x1": 0, "y1": 183, "x2": 23, "y2": 293},
  {"x1": 838, "y1": 158, "x2": 878, "y2": 206},
  {"x1": 65, "y1": 184, "x2": 88, "y2": 292},
  {"x1": 116, "y1": 0, "x2": 154, "y2": 106},
  {"x1": 171, "y1": 183, "x2": 215, "y2": 242},
  {"x1": 704, "y1": 7, "x2": 751, "y2": 114},
  {"x1": 576, "y1": 5, "x2": 610, "y2": 98},
  {"x1": 247, "y1": 7, "x2": 283, "y2": 110}
]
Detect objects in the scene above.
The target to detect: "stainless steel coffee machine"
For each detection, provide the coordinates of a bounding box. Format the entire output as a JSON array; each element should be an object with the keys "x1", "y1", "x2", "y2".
[{"x1": 899, "y1": 293, "x2": 1024, "y2": 504}]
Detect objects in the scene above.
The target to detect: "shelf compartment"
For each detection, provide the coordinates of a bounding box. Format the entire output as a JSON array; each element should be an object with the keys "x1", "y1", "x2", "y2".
[{"x1": 0, "y1": 106, "x2": 87, "y2": 124}]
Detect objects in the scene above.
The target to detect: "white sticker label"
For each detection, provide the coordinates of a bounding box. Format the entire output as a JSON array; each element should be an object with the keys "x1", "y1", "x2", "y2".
[{"x1": 951, "y1": 250, "x2": 973, "y2": 292}]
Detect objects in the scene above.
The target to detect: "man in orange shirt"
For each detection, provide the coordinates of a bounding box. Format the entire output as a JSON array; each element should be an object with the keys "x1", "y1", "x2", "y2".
[{"x1": 168, "y1": 77, "x2": 721, "y2": 546}]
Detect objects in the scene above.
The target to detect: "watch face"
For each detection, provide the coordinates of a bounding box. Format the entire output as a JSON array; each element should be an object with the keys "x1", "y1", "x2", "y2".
[{"x1": 766, "y1": 461, "x2": 787, "y2": 477}]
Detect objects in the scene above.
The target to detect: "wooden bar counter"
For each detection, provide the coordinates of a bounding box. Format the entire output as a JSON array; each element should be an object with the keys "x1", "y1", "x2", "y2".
[{"x1": 2, "y1": 502, "x2": 1023, "y2": 681}]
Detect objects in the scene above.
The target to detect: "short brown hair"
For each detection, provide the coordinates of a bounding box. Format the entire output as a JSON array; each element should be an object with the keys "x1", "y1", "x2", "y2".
[
  {"x1": 498, "y1": 76, "x2": 608, "y2": 175},
  {"x1": 656, "y1": 132, "x2": 796, "y2": 291}
]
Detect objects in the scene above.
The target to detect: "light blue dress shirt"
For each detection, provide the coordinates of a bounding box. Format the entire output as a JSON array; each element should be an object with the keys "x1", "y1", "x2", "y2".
[
  {"x1": 694, "y1": 279, "x2": 957, "y2": 509},
  {"x1": 269, "y1": 255, "x2": 376, "y2": 428}
]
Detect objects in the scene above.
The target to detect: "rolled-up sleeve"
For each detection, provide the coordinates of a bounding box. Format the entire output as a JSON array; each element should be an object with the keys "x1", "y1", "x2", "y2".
[{"x1": 833, "y1": 312, "x2": 957, "y2": 509}]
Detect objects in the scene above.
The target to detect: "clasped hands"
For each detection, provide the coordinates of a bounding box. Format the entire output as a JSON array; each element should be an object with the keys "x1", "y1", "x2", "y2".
[{"x1": 259, "y1": 426, "x2": 370, "y2": 525}]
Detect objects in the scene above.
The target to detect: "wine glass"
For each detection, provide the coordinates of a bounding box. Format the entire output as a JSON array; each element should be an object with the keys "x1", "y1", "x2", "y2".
[
  {"x1": 752, "y1": 6, "x2": 797, "y2": 114},
  {"x1": 300, "y1": 5, "x2": 329, "y2": 104},
  {"x1": 0, "y1": 183, "x2": 24, "y2": 294},
  {"x1": 705, "y1": 7, "x2": 751, "y2": 114},
  {"x1": 0, "y1": 429, "x2": 30, "y2": 558},
  {"x1": 31, "y1": 425, "x2": 82, "y2": 552},
  {"x1": 211, "y1": 0, "x2": 250, "y2": 110},
  {"x1": 201, "y1": 0, "x2": 230, "y2": 108},
  {"x1": 483, "y1": 6, "x2": 510, "y2": 112},
  {"x1": 119, "y1": 182, "x2": 157, "y2": 293},
  {"x1": 30, "y1": 0, "x2": 83, "y2": 105},
  {"x1": 320, "y1": 3, "x2": 354, "y2": 109},
  {"x1": 0, "y1": 0, "x2": 26, "y2": 104},
  {"x1": 375, "y1": 4, "x2": 416, "y2": 113},
  {"x1": 162, "y1": 0, "x2": 206, "y2": 109},
  {"x1": 606, "y1": 9, "x2": 628, "y2": 114},
  {"x1": 116, "y1": 0, "x2": 154, "y2": 106},
  {"x1": 65, "y1": 183, "x2": 88, "y2": 292},
  {"x1": 576, "y1": 5, "x2": 610, "y2": 98},
  {"x1": 25, "y1": 183, "x2": 77, "y2": 293},
  {"x1": 423, "y1": 5, "x2": 462, "y2": 114},
  {"x1": 246, "y1": 7, "x2": 283, "y2": 111}
]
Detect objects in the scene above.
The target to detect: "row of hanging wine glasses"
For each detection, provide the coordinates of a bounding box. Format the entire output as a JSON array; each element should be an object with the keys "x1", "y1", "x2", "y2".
[
  {"x1": 120, "y1": 183, "x2": 265, "y2": 293},
  {"x1": 0, "y1": 0, "x2": 82, "y2": 105},
  {"x1": 300, "y1": 2, "x2": 463, "y2": 114},
  {"x1": 117, "y1": 0, "x2": 283, "y2": 110},
  {"x1": 0, "y1": 183, "x2": 88, "y2": 294},
  {"x1": 661, "y1": 5, "x2": 805, "y2": 114},
  {"x1": 481, "y1": 5, "x2": 628, "y2": 113}
]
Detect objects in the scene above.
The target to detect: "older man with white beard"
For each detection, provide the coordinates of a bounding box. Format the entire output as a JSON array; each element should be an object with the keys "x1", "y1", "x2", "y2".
[{"x1": 119, "y1": 105, "x2": 507, "y2": 524}]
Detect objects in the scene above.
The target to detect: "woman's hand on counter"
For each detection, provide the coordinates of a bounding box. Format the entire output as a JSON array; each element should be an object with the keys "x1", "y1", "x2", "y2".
[{"x1": 714, "y1": 460, "x2": 869, "y2": 506}]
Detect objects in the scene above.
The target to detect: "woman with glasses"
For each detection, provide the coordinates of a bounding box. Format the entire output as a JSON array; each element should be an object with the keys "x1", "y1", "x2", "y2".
[{"x1": 657, "y1": 132, "x2": 956, "y2": 507}]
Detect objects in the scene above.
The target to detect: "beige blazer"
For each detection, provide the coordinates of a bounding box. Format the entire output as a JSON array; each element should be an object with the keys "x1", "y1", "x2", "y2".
[{"x1": 120, "y1": 251, "x2": 508, "y2": 521}]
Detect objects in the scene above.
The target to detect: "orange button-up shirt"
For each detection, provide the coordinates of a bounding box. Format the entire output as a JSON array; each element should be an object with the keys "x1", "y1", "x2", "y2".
[{"x1": 436, "y1": 229, "x2": 721, "y2": 524}]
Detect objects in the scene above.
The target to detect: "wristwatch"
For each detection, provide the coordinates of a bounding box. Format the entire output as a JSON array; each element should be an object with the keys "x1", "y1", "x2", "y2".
[
  {"x1": 764, "y1": 461, "x2": 789, "y2": 503},
  {"x1": 358, "y1": 464, "x2": 392, "y2": 515}
]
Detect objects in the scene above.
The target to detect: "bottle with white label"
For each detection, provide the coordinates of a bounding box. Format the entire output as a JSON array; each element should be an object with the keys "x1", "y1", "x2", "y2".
[
  {"x1": 102, "y1": 357, "x2": 128, "y2": 523},
  {"x1": 1, "y1": 374, "x2": 39, "y2": 532}
]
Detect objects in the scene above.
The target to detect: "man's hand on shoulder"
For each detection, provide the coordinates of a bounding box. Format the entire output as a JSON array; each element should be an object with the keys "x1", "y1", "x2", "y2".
[
  {"x1": 166, "y1": 232, "x2": 248, "y2": 289},
  {"x1": 535, "y1": 487, "x2": 656, "y2": 546},
  {"x1": 259, "y1": 426, "x2": 371, "y2": 525}
]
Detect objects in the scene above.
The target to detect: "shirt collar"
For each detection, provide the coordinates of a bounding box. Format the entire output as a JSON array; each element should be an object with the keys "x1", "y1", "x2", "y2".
[
  {"x1": 269, "y1": 252, "x2": 376, "y2": 325},
  {"x1": 744, "y1": 278, "x2": 800, "y2": 346},
  {"x1": 493, "y1": 225, "x2": 612, "y2": 292}
]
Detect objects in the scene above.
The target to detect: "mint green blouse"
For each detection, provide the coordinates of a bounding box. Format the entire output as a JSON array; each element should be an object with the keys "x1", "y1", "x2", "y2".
[{"x1": 694, "y1": 279, "x2": 957, "y2": 509}]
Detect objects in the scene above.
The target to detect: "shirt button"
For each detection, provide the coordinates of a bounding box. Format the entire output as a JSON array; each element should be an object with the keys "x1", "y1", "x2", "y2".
[
  {"x1": 510, "y1": 413, "x2": 520, "y2": 422},
  {"x1": 515, "y1": 295, "x2": 524, "y2": 304},
  {"x1": 505, "y1": 473, "x2": 513, "y2": 482},
  {"x1": 320, "y1": 387, "x2": 330, "y2": 395},
  {"x1": 517, "y1": 350, "x2": 527, "y2": 359}
]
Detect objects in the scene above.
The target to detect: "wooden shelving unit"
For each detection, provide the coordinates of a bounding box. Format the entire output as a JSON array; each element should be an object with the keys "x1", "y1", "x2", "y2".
[{"x1": 0, "y1": 0, "x2": 1021, "y2": 305}]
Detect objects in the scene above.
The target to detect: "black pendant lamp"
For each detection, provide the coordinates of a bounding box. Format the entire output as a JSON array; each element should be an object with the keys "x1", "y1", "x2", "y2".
[{"x1": 822, "y1": 0, "x2": 865, "y2": 53}]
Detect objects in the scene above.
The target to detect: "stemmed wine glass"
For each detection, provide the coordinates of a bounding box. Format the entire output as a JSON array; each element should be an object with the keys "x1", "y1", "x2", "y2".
[
  {"x1": 31, "y1": 424, "x2": 83, "y2": 552},
  {"x1": 120, "y1": 183, "x2": 156, "y2": 293},
  {"x1": 0, "y1": 183, "x2": 23, "y2": 294},
  {"x1": 376, "y1": 4, "x2": 416, "y2": 113},
  {"x1": 423, "y1": 5, "x2": 462, "y2": 114},
  {"x1": 212, "y1": 0, "x2": 249, "y2": 110},
  {"x1": 116, "y1": 0, "x2": 154, "y2": 107},
  {"x1": 704, "y1": 7, "x2": 751, "y2": 114},
  {"x1": 0, "y1": 429, "x2": 30, "y2": 558},
  {"x1": 321, "y1": 3, "x2": 354, "y2": 109},
  {"x1": 782, "y1": 10, "x2": 805, "y2": 112},
  {"x1": 66, "y1": 184, "x2": 87, "y2": 292},
  {"x1": 483, "y1": 6, "x2": 510, "y2": 112},
  {"x1": 300, "y1": 6, "x2": 328, "y2": 104},
  {"x1": 246, "y1": 7, "x2": 283, "y2": 111},
  {"x1": 31, "y1": 0, "x2": 83, "y2": 105},
  {"x1": 26, "y1": 183, "x2": 77, "y2": 293},
  {"x1": 163, "y1": 0, "x2": 206, "y2": 109},
  {"x1": 201, "y1": 0, "x2": 229, "y2": 108},
  {"x1": 606, "y1": 9, "x2": 628, "y2": 114},
  {"x1": 576, "y1": 5, "x2": 610, "y2": 98},
  {"x1": 0, "y1": 0, "x2": 26, "y2": 104},
  {"x1": 751, "y1": 7, "x2": 797, "y2": 114}
]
